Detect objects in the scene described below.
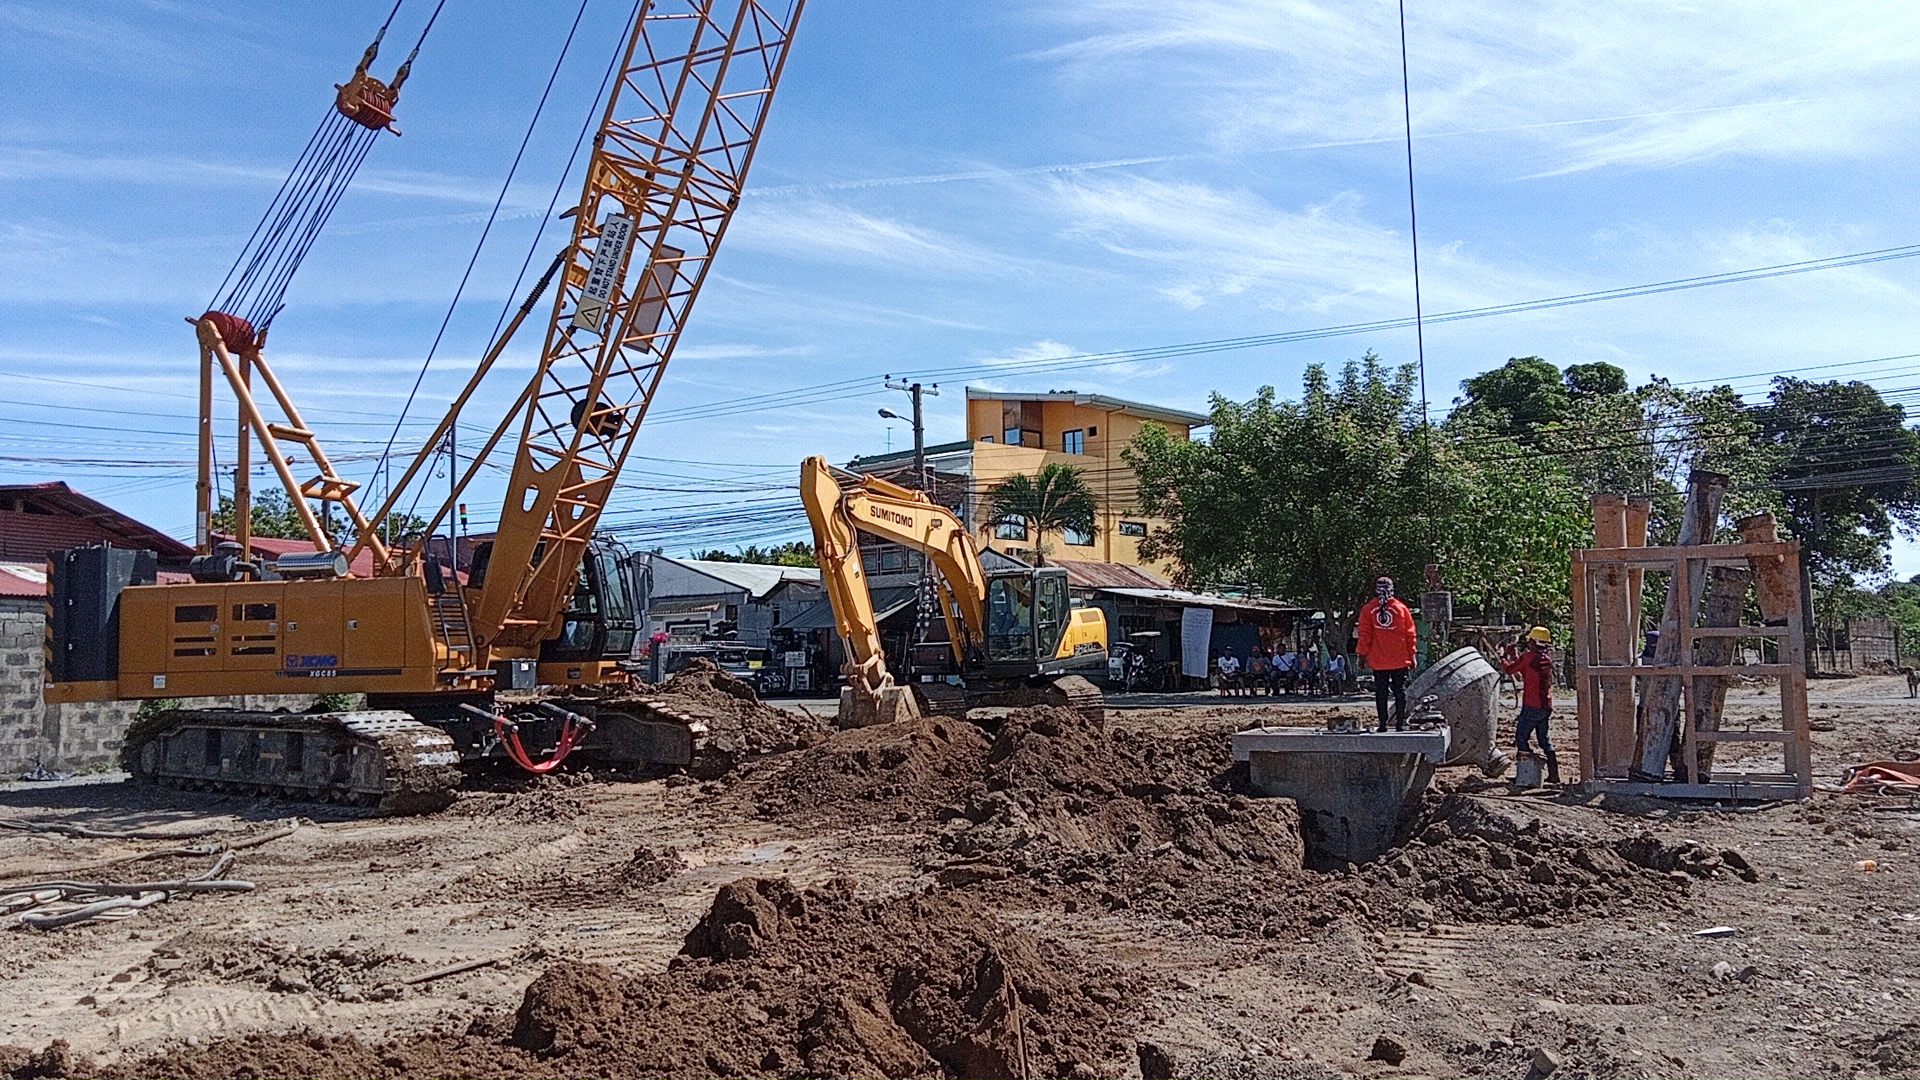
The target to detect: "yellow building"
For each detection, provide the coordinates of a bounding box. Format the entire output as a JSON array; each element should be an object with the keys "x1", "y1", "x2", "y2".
[{"x1": 848, "y1": 388, "x2": 1207, "y2": 575}]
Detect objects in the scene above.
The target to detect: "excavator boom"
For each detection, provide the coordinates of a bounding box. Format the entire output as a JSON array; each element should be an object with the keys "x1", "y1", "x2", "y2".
[{"x1": 800, "y1": 455, "x2": 1109, "y2": 728}]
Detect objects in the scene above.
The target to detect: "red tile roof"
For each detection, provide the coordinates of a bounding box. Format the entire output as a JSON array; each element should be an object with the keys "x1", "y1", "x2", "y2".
[
  {"x1": 0, "y1": 560, "x2": 46, "y2": 599},
  {"x1": 0, "y1": 482, "x2": 193, "y2": 563}
]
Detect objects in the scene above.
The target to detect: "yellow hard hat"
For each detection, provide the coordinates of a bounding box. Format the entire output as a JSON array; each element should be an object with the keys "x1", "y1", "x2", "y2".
[{"x1": 1528, "y1": 626, "x2": 1552, "y2": 644}]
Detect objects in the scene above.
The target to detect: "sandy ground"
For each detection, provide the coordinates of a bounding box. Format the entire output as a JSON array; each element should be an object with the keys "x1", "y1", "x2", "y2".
[{"x1": 2, "y1": 676, "x2": 1919, "y2": 1078}]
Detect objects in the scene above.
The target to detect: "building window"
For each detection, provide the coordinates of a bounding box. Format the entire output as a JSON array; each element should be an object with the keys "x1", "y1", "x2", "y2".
[
  {"x1": 1062, "y1": 429, "x2": 1084, "y2": 454},
  {"x1": 996, "y1": 514, "x2": 1028, "y2": 541},
  {"x1": 1064, "y1": 524, "x2": 1093, "y2": 546},
  {"x1": 880, "y1": 549, "x2": 903, "y2": 571},
  {"x1": 1087, "y1": 425, "x2": 1098, "y2": 437},
  {"x1": 1003, "y1": 426, "x2": 1021, "y2": 446},
  {"x1": 1119, "y1": 520, "x2": 1147, "y2": 537},
  {"x1": 725, "y1": 605, "x2": 739, "y2": 623},
  {"x1": 981, "y1": 434, "x2": 994, "y2": 442}
]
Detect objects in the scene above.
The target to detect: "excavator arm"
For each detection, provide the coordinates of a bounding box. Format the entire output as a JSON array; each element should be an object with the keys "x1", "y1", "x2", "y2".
[{"x1": 801, "y1": 455, "x2": 989, "y2": 723}]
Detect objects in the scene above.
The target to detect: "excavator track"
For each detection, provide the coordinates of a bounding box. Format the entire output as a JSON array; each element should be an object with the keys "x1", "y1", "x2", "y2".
[
  {"x1": 1038, "y1": 674, "x2": 1106, "y2": 725},
  {"x1": 955, "y1": 674, "x2": 1106, "y2": 726},
  {"x1": 122, "y1": 709, "x2": 462, "y2": 816}
]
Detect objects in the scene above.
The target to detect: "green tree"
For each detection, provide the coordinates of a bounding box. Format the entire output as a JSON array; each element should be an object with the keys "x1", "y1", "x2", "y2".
[
  {"x1": 1127, "y1": 354, "x2": 1454, "y2": 653},
  {"x1": 1562, "y1": 361, "x2": 1629, "y2": 398},
  {"x1": 1758, "y1": 378, "x2": 1920, "y2": 591},
  {"x1": 1441, "y1": 423, "x2": 1594, "y2": 624},
  {"x1": 692, "y1": 542, "x2": 817, "y2": 567},
  {"x1": 212, "y1": 489, "x2": 313, "y2": 539},
  {"x1": 987, "y1": 463, "x2": 1098, "y2": 566},
  {"x1": 1452, "y1": 356, "x2": 1570, "y2": 439},
  {"x1": 212, "y1": 488, "x2": 430, "y2": 549}
]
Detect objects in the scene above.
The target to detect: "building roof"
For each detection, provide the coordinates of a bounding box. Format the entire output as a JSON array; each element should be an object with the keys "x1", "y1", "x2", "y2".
[
  {"x1": 657, "y1": 556, "x2": 820, "y2": 600},
  {"x1": 844, "y1": 440, "x2": 976, "y2": 472},
  {"x1": 0, "y1": 560, "x2": 45, "y2": 599},
  {"x1": 781, "y1": 585, "x2": 920, "y2": 632},
  {"x1": 965, "y1": 388, "x2": 1210, "y2": 428},
  {"x1": 1093, "y1": 586, "x2": 1310, "y2": 614},
  {"x1": 0, "y1": 482, "x2": 194, "y2": 563},
  {"x1": 1049, "y1": 558, "x2": 1174, "y2": 591}
]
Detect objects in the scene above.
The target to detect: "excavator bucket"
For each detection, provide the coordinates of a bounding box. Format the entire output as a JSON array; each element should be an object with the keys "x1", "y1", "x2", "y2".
[{"x1": 837, "y1": 683, "x2": 920, "y2": 729}]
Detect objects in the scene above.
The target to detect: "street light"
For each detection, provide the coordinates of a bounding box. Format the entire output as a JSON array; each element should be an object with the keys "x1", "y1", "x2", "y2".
[{"x1": 877, "y1": 408, "x2": 903, "y2": 421}]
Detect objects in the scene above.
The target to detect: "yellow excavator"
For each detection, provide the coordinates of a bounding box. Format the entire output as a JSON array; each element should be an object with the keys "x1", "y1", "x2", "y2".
[
  {"x1": 799, "y1": 456, "x2": 1109, "y2": 728},
  {"x1": 42, "y1": 2, "x2": 807, "y2": 813}
]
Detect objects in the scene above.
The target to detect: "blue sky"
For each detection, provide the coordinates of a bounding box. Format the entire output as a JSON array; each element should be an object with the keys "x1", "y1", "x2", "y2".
[{"x1": 5, "y1": 1, "x2": 1920, "y2": 569}]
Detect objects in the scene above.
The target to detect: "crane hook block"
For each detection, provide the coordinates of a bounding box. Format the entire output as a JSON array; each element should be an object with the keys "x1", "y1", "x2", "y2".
[{"x1": 334, "y1": 69, "x2": 402, "y2": 134}]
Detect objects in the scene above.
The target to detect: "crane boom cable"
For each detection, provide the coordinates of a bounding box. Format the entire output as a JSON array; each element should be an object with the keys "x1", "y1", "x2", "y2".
[
  {"x1": 203, "y1": 2, "x2": 451, "y2": 338},
  {"x1": 369, "y1": 0, "x2": 599, "y2": 521}
]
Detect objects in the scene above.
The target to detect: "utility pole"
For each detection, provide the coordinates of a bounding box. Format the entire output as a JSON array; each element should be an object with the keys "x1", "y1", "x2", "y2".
[
  {"x1": 881, "y1": 376, "x2": 941, "y2": 664},
  {"x1": 880, "y1": 375, "x2": 939, "y2": 495}
]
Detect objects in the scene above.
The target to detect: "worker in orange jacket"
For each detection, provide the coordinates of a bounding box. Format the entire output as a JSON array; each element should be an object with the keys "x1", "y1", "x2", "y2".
[{"x1": 1357, "y1": 575, "x2": 1418, "y2": 731}]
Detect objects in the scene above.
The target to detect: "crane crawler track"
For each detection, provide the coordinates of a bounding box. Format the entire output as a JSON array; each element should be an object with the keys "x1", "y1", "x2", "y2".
[{"x1": 122, "y1": 709, "x2": 461, "y2": 816}]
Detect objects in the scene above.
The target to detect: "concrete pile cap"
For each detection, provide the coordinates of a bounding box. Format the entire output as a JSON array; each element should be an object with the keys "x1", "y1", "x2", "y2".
[{"x1": 1231, "y1": 725, "x2": 1451, "y2": 764}]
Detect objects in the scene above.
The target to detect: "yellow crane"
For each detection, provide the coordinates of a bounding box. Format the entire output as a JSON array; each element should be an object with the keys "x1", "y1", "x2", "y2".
[
  {"x1": 44, "y1": 0, "x2": 807, "y2": 812},
  {"x1": 799, "y1": 456, "x2": 1109, "y2": 728}
]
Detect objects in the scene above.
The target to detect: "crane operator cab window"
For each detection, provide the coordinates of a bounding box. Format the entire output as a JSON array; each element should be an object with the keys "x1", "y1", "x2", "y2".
[{"x1": 986, "y1": 576, "x2": 1036, "y2": 662}]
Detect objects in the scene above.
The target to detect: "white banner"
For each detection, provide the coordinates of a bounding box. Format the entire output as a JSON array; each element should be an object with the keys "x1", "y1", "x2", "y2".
[{"x1": 1180, "y1": 606, "x2": 1214, "y2": 678}]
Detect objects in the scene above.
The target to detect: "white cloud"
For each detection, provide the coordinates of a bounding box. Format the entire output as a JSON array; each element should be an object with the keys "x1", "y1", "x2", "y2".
[
  {"x1": 1032, "y1": 0, "x2": 1920, "y2": 175},
  {"x1": 1046, "y1": 175, "x2": 1552, "y2": 314},
  {"x1": 726, "y1": 200, "x2": 1015, "y2": 274}
]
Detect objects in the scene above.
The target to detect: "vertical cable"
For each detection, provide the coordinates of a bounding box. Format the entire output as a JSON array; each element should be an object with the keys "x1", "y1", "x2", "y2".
[{"x1": 1396, "y1": 0, "x2": 1436, "y2": 553}]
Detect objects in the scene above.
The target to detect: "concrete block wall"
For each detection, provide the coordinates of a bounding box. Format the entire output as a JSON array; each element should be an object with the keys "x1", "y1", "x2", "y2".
[
  {"x1": 0, "y1": 598, "x2": 320, "y2": 777},
  {"x1": 0, "y1": 598, "x2": 142, "y2": 776}
]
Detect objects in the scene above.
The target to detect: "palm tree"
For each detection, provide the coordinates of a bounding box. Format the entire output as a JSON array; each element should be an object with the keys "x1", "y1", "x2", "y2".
[{"x1": 988, "y1": 463, "x2": 1098, "y2": 565}]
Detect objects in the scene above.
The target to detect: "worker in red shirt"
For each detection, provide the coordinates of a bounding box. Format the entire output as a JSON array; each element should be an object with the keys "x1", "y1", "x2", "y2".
[
  {"x1": 1357, "y1": 575, "x2": 1418, "y2": 731},
  {"x1": 1502, "y1": 626, "x2": 1559, "y2": 784}
]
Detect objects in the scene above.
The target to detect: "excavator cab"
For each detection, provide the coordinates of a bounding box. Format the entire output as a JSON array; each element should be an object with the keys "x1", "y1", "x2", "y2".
[{"x1": 980, "y1": 566, "x2": 1107, "y2": 678}]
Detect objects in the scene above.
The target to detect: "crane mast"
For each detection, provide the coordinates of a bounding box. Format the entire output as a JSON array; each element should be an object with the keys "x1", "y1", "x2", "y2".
[
  {"x1": 472, "y1": 0, "x2": 803, "y2": 651},
  {"x1": 345, "y1": 0, "x2": 804, "y2": 654}
]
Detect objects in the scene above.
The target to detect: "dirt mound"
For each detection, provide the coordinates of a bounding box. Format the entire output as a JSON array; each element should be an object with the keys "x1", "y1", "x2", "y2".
[
  {"x1": 1352, "y1": 794, "x2": 1752, "y2": 924},
  {"x1": 115, "y1": 876, "x2": 1139, "y2": 1079},
  {"x1": 753, "y1": 714, "x2": 992, "y2": 819},
  {"x1": 933, "y1": 707, "x2": 1304, "y2": 889},
  {"x1": 0, "y1": 1040, "x2": 88, "y2": 1079},
  {"x1": 603, "y1": 659, "x2": 833, "y2": 776},
  {"x1": 890, "y1": 707, "x2": 1311, "y2": 939},
  {"x1": 458, "y1": 772, "x2": 593, "y2": 822},
  {"x1": 617, "y1": 845, "x2": 684, "y2": 888}
]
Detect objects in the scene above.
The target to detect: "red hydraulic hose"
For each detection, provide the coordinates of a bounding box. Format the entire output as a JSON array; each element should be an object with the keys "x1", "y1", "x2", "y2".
[{"x1": 494, "y1": 713, "x2": 580, "y2": 774}]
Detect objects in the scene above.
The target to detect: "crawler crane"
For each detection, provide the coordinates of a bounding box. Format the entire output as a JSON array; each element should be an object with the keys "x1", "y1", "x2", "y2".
[{"x1": 44, "y1": 1, "x2": 807, "y2": 812}]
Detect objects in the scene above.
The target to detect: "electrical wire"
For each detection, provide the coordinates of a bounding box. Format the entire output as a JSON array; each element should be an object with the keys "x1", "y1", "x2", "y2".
[{"x1": 370, "y1": 0, "x2": 599, "y2": 508}]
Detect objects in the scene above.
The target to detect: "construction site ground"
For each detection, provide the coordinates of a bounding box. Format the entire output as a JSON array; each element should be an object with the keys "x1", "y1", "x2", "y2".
[{"x1": 3, "y1": 675, "x2": 1919, "y2": 1079}]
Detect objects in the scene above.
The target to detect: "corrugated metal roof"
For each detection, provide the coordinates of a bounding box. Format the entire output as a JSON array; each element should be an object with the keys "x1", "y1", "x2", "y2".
[
  {"x1": 660, "y1": 557, "x2": 820, "y2": 600},
  {"x1": 0, "y1": 560, "x2": 45, "y2": 598},
  {"x1": 1094, "y1": 586, "x2": 1310, "y2": 614},
  {"x1": 0, "y1": 482, "x2": 193, "y2": 563},
  {"x1": 1050, "y1": 558, "x2": 1174, "y2": 591},
  {"x1": 782, "y1": 586, "x2": 918, "y2": 631}
]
